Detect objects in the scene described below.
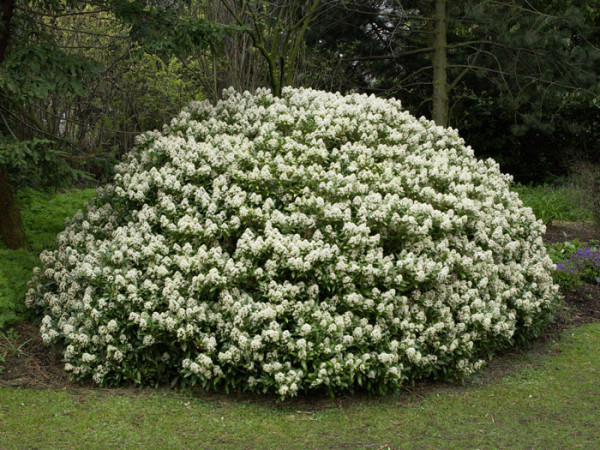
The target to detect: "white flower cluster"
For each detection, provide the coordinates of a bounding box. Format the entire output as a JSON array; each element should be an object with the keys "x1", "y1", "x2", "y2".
[{"x1": 26, "y1": 87, "x2": 559, "y2": 398}]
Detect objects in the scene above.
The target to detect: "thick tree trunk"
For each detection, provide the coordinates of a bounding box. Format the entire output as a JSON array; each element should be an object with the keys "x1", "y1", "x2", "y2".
[
  {"x1": 1, "y1": 0, "x2": 29, "y2": 250},
  {"x1": 432, "y1": 0, "x2": 449, "y2": 127},
  {"x1": 0, "y1": 169, "x2": 30, "y2": 250}
]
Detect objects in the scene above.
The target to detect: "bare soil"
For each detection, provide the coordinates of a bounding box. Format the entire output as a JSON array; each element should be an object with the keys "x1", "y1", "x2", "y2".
[{"x1": 1, "y1": 221, "x2": 599, "y2": 398}]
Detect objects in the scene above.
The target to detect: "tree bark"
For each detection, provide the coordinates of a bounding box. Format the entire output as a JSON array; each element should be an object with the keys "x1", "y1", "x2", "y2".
[
  {"x1": 0, "y1": 169, "x2": 30, "y2": 250},
  {"x1": 1, "y1": 0, "x2": 29, "y2": 250},
  {"x1": 432, "y1": 0, "x2": 449, "y2": 127}
]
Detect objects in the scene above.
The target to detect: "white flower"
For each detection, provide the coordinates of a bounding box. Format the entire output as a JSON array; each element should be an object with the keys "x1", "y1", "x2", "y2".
[{"x1": 107, "y1": 320, "x2": 118, "y2": 333}]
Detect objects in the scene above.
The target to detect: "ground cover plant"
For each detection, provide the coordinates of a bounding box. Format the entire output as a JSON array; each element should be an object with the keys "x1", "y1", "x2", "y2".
[
  {"x1": 0, "y1": 189, "x2": 95, "y2": 329},
  {"x1": 544, "y1": 238, "x2": 600, "y2": 291},
  {"x1": 0, "y1": 249, "x2": 37, "y2": 329},
  {"x1": 511, "y1": 183, "x2": 594, "y2": 225},
  {"x1": 556, "y1": 247, "x2": 600, "y2": 281},
  {"x1": 26, "y1": 87, "x2": 559, "y2": 398}
]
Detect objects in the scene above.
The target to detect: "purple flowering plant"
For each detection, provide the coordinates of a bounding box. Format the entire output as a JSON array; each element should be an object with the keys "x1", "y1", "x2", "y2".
[
  {"x1": 548, "y1": 240, "x2": 600, "y2": 290},
  {"x1": 556, "y1": 248, "x2": 600, "y2": 275}
]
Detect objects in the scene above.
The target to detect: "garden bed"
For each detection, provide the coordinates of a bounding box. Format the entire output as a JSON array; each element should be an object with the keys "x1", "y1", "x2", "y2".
[
  {"x1": 2, "y1": 222, "x2": 599, "y2": 395},
  {"x1": 545, "y1": 221, "x2": 600, "y2": 244}
]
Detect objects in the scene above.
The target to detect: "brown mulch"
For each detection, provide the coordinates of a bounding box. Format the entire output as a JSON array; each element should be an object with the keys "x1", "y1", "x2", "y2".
[
  {"x1": 1, "y1": 222, "x2": 599, "y2": 396},
  {"x1": 0, "y1": 322, "x2": 73, "y2": 390},
  {"x1": 544, "y1": 221, "x2": 600, "y2": 244}
]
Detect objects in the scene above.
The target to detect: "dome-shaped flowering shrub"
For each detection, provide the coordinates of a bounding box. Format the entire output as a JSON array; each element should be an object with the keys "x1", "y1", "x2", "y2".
[{"x1": 27, "y1": 87, "x2": 559, "y2": 397}]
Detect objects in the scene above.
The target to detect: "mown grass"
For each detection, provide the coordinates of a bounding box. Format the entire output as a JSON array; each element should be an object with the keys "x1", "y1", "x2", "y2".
[
  {"x1": 1, "y1": 323, "x2": 599, "y2": 448},
  {"x1": 0, "y1": 189, "x2": 95, "y2": 328}
]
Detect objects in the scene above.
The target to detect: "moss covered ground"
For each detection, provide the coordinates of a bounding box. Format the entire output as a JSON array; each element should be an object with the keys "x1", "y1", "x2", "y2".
[{"x1": 0, "y1": 189, "x2": 95, "y2": 328}]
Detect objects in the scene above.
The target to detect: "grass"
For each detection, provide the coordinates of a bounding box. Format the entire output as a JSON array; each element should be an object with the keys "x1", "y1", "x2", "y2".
[
  {"x1": 17, "y1": 188, "x2": 96, "y2": 252},
  {"x1": 0, "y1": 188, "x2": 95, "y2": 328},
  {"x1": 513, "y1": 182, "x2": 594, "y2": 225},
  {"x1": 1, "y1": 323, "x2": 599, "y2": 447}
]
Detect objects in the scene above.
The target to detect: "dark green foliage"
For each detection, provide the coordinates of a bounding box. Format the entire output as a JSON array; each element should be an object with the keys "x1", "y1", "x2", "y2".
[
  {"x1": 451, "y1": 1, "x2": 600, "y2": 181},
  {"x1": 0, "y1": 5, "x2": 103, "y2": 190},
  {"x1": 1, "y1": 1, "x2": 224, "y2": 191},
  {"x1": 0, "y1": 38, "x2": 101, "y2": 102},
  {"x1": 0, "y1": 138, "x2": 89, "y2": 190},
  {"x1": 111, "y1": 0, "x2": 224, "y2": 56}
]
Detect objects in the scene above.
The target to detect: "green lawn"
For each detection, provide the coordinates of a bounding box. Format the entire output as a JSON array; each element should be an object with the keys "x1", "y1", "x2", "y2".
[{"x1": 2, "y1": 323, "x2": 599, "y2": 448}]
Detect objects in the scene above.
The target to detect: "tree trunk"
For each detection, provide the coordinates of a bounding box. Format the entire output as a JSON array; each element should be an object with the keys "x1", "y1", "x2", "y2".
[
  {"x1": 1, "y1": 0, "x2": 29, "y2": 250},
  {"x1": 432, "y1": 0, "x2": 449, "y2": 127},
  {"x1": 0, "y1": 169, "x2": 30, "y2": 250}
]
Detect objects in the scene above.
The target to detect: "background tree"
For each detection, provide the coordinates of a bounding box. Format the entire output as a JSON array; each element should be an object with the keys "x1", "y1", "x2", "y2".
[
  {"x1": 216, "y1": 0, "x2": 322, "y2": 97},
  {"x1": 1, "y1": 0, "x2": 28, "y2": 249}
]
